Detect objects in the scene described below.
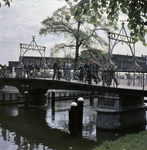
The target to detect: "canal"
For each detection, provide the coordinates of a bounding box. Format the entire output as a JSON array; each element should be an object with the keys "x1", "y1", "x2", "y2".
[{"x1": 0, "y1": 88, "x2": 146, "y2": 150}]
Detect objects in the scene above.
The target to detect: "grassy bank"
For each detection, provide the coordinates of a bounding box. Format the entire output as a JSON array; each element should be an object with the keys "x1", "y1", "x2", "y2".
[{"x1": 92, "y1": 130, "x2": 147, "y2": 150}]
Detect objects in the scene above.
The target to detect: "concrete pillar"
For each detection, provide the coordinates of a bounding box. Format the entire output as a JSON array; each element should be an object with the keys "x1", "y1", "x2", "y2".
[{"x1": 96, "y1": 94, "x2": 146, "y2": 130}]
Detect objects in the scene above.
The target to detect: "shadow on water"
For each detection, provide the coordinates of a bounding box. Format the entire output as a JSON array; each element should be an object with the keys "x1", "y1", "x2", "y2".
[
  {"x1": 0, "y1": 93, "x2": 146, "y2": 149},
  {"x1": 0, "y1": 99, "x2": 98, "y2": 150}
]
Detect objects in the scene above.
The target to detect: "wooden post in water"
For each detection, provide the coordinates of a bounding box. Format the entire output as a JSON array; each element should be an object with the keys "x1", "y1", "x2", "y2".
[
  {"x1": 24, "y1": 91, "x2": 29, "y2": 108},
  {"x1": 69, "y1": 102, "x2": 77, "y2": 137},
  {"x1": 52, "y1": 90, "x2": 55, "y2": 108},
  {"x1": 90, "y1": 91, "x2": 94, "y2": 106},
  {"x1": 77, "y1": 97, "x2": 84, "y2": 132}
]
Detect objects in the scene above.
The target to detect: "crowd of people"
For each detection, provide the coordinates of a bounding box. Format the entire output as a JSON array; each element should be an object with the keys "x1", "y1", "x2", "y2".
[
  {"x1": 24, "y1": 62, "x2": 40, "y2": 78},
  {"x1": 77, "y1": 59, "x2": 101, "y2": 84},
  {"x1": 52, "y1": 58, "x2": 118, "y2": 85},
  {"x1": 0, "y1": 58, "x2": 119, "y2": 86},
  {"x1": 53, "y1": 59, "x2": 72, "y2": 81}
]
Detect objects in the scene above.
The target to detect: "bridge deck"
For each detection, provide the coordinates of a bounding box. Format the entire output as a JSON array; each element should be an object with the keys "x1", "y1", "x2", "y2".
[{"x1": 0, "y1": 77, "x2": 147, "y2": 97}]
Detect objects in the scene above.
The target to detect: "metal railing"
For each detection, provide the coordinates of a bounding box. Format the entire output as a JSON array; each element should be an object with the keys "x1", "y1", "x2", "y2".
[{"x1": 0, "y1": 67, "x2": 147, "y2": 91}]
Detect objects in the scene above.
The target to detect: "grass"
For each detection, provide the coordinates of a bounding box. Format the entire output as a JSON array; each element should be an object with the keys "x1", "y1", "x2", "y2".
[{"x1": 92, "y1": 130, "x2": 147, "y2": 150}]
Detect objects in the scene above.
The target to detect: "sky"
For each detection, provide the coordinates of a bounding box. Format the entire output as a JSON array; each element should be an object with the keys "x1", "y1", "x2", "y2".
[{"x1": 0, "y1": 0, "x2": 147, "y2": 65}]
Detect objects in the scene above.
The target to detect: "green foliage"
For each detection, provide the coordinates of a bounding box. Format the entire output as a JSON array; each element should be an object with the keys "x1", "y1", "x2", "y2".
[
  {"x1": 39, "y1": 2, "x2": 111, "y2": 66},
  {"x1": 67, "y1": 0, "x2": 147, "y2": 46},
  {"x1": 0, "y1": 0, "x2": 11, "y2": 7},
  {"x1": 80, "y1": 49, "x2": 107, "y2": 67}
]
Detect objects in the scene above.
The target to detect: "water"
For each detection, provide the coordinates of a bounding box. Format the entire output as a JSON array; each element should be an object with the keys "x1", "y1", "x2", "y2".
[
  {"x1": 0, "y1": 92, "x2": 146, "y2": 150},
  {"x1": 0, "y1": 96, "x2": 99, "y2": 150}
]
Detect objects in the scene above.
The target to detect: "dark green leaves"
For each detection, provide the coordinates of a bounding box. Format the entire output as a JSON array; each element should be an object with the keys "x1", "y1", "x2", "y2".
[
  {"x1": 90, "y1": 15, "x2": 97, "y2": 24},
  {"x1": 69, "y1": 0, "x2": 147, "y2": 45},
  {"x1": 0, "y1": 0, "x2": 11, "y2": 8},
  {"x1": 65, "y1": 15, "x2": 71, "y2": 21}
]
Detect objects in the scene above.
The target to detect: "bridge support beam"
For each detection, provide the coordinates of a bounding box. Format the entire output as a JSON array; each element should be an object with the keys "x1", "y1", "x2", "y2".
[
  {"x1": 96, "y1": 93, "x2": 146, "y2": 130},
  {"x1": 17, "y1": 94, "x2": 47, "y2": 108}
]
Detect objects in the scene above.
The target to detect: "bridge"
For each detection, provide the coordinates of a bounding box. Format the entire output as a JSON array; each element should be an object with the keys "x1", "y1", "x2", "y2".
[
  {"x1": 0, "y1": 71, "x2": 147, "y2": 131},
  {"x1": 0, "y1": 77, "x2": 147, "y2": 97},
  {"x1": 0, "y1": 21, "x2": 146, "y2": 132}
]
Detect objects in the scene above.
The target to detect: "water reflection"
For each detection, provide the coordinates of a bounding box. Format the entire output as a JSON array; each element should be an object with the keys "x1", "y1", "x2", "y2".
[
  {"x1": 0, "y1": 98, "x2": 98, "y2": 150},
  {"x1": 0, "y1": 96, "x2": 146, "y2": 150}
]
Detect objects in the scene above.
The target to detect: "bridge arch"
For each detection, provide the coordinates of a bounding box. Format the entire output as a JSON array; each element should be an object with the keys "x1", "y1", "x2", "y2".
[
  {"x1": 20, "y1": 36, "x2": 46, "y2": 58},
  {"x1": 17, "y1": 36, "x2": 47, "y2": 68},
  {"x1": 107, "y1": 21, "x2": 141, "y2": 71}
]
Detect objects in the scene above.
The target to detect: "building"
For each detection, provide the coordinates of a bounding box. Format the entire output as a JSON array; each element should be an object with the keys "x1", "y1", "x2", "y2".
[
  {"x1": 8, "y1": 56, "x2": 61, "y2": 68},
  {"x1": 111, "y1": 54, "x2": 146, "y2": 71},
  {"x1": 141, "y1": 55, "x2": 147, "y2": 71},
  {"x1": 81, "y1": 50, "x2": 146, "y2": 71},
  {"x1": 8, "y1": 56, "x2": 74, "y2": 68}
]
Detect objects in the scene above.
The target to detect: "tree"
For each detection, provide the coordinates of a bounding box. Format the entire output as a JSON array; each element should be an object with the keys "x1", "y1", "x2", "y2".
[
  {"x1": 39, "y1": 2, "x2": 111, "y2": 68},
  {"x1": 66, "y1": 0, "x2": 147, "y2": 46},
  {"x1": 80, "y1": 49, "x2": 107, "y2": 66},
  {"x1": 0, "y1": 0, "x2": 12, "y2": 7}
]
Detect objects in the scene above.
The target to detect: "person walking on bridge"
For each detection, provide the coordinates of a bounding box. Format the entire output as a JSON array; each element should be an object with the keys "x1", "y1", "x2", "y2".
[
  {"x1": 35, "y1": 63, "x2": 40, "y2": 78},
  {"x1": 78, "y1": 62, "x2": 84, "y2": 82},
  {"x1": 53, "y1": 59, "x2": 60, "y2": 80},
  {"x1": 93, "y1": 61, "x2": 101, "y2": 84},
  {"x1": 65, "y1": 60, "x2": 71, "y2": 81},
  {"x1": 110, "y1": 60, "x2": 119, "y2": 86},
  {"x1": 24, "y1": 62, "x2": 29, "y2": 78},
  {"x1": 62, "y1": 61, "x2": 66, "y2": 79}
]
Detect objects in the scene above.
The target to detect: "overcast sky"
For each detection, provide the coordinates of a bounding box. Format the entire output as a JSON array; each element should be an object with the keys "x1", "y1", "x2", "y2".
[{"x1": 0, "y1": 0, "x2": 147, "y2": 65}]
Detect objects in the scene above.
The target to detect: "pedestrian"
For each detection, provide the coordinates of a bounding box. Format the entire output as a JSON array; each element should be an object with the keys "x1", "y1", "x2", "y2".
[
  {"x1": 65, "y1": 60, "x2": 71, "y2": 81},
  {"x1": 24, "y1": 62, "x2": 29, "y2": 78},
  {"x1": 3, "y1": 64, "x2": 7, "y2": 78},
  {"x1": 35, "y1": 63, "x2": 40, "y2": 78},
  {"x1": 62, "y1": 61, "x2": 66, "y2": 79},
  {"x1": 78, "y1": 63, "x2": 84, "y2": 82},
  {"x1": 87, "y1": 60, "x2": 93, "y2": 84},
  {"x1": 28, "y1": 63, "x2": 34, "y2": 78},
  {"x1": 53, "y1": 60, "x2": 60, "y2": 80},
  {"x1": 93, "y1": 61, "x2": 101, "y2": 83},
  {"x1": 110, "y1": 60, "x2": 119, "y2": 85}
]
